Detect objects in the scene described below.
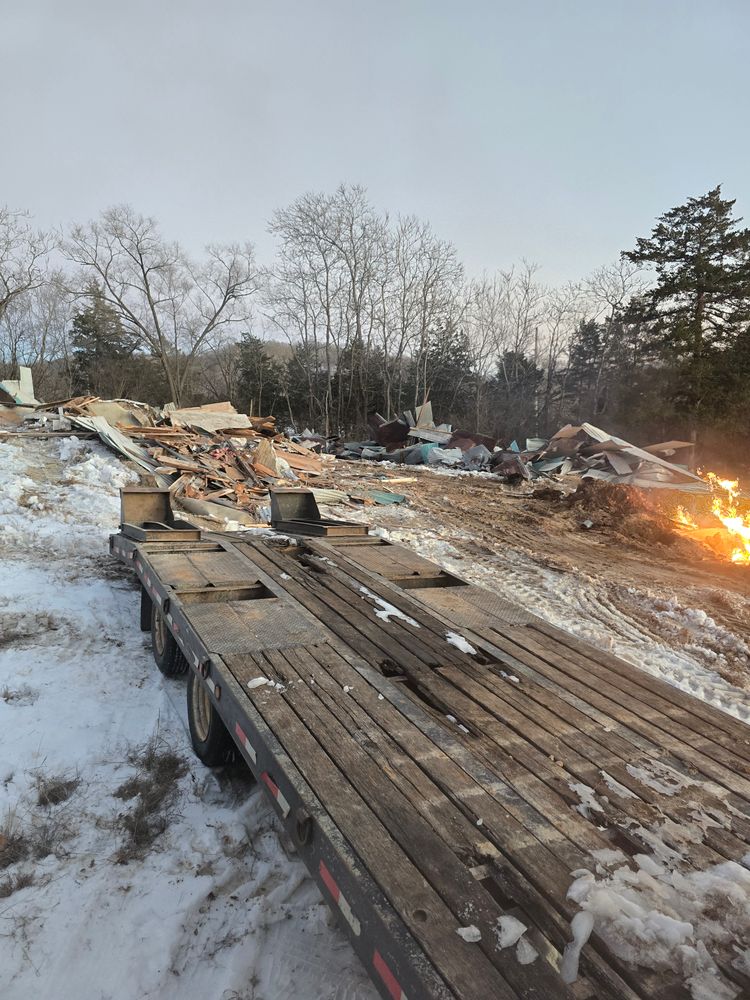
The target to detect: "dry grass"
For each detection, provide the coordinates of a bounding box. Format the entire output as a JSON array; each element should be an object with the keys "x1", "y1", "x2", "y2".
[
  {"x1": 31, "y1": 812, "x2": 77, "y2": 860},
  {"x1": 35, "y1": 772, "x2": 80, "y2": 807},
  {"x1": 0, "y1": 871, "x2": 34, "y2": 898},
  {"x1": 114, "y1": 735, "x2": 187, "y2": 863},
  {"x1": 0, "y1": 613, "x2": 60, "y2": 650},
  {"x1": 0, "y1": 769, "x2": 81, "y2": 873},
  {"x1": 0, "y1": 809, "x2": 29, "y2": 870}
]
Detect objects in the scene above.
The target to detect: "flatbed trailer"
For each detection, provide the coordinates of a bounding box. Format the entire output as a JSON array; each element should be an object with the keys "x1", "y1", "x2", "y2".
[{"x1": 110, "y1": 490, "x2": 750, "y2": 1000}]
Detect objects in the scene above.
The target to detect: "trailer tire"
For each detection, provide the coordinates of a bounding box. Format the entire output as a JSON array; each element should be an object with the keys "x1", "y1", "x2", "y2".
[
  {"x1": 187, "y1": 671, "x2": 235, "y2": 766},
  {"x1": 140, "y1": 586, "x2": 153, "y2": 632},
  {"x1": 150, "y1": 604, "x2": 189, "y2": 676}
]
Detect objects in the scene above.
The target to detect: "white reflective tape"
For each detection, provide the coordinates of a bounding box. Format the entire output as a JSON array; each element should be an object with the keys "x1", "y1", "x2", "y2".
[
  {"x1": 261, "y1": 773, "x2": 291, "y2": 818},
  {"x1": 339, "y1": 894, "x2": 361, "y2": 936},
  {"x1": 275, "y1": 787, "x2": 291, "y2": 818},
  {"x1": 234, "y1": 723, "x2": 257, "y2": 763}
]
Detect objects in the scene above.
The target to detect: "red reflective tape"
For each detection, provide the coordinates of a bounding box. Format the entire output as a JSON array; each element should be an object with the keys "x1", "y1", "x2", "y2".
[
  {"x1": 172, "y1": 621, "x2": 180, "y2": 632},
  {"x1": 260, "y1": 771, "x2": 290, "y2": 816},
  {"x1": 261, "y1": 772, "x2": 279, "y2": 797},
  {"x1": 235, "y1": 722, "x2": 246, "y2": 743},
  {"x1": 319, "y1": 860, "x2": 341, "y2": 903},
  {"x1": 373, "y1": 951, "x2": 406, "y2": 1000}
]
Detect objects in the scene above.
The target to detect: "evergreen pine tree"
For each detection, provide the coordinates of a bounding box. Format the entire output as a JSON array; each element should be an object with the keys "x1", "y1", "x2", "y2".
[
  {"x1": 623, "y1": 186, "x2": 750, "y2": 429},
  {"x1": 237, "y1": 333, "x2": 283, "y2": 418},
  {"x1": 71, "y1": 285, "x2": 136, "y2": 396}
]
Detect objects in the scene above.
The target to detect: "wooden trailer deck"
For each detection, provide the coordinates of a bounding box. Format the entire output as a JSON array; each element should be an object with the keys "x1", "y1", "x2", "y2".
[{"x1": 113, "y1": 527, "x2": 750, "y2": 1000}]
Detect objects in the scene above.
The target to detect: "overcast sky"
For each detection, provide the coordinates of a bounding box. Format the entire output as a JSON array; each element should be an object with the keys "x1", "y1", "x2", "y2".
[{"x1": 2, "y1": 0, "x2": 748, "y2": 285}]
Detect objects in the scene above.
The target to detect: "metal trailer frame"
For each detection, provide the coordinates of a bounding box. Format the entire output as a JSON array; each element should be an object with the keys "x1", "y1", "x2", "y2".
[{"x1": 110, "y1": 531, "x2": 452, "y2": 1000}]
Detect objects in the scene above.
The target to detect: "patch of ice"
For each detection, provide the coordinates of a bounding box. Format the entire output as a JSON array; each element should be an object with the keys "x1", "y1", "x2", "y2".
[
  {"x1": 516, "y1": 936, "x2": 538, "y2": 965},
  {"x1": 495, "y1": 914, "x2": 527, "y2": 948},
  {"x1": 600, "y1": 769, "x2": 638, "y2": 800},
  {"x1": 560, "y1": 910, "x2": 594, "y2": 983},
  {"x1": 57, "y1": 436, "x2": 86, "y2": 462},
  {"x1": 591, "y1": 847, "x2": 629, "y2": 868},
  {"x1": 567, "y1": 856, "x2": 750, "y2": 998},
  {"x1": 568, "y1": 781, "x2": 604, "y2": 818},
  {"x1": 445, "y1": 630, "x2": 476, "y2": 655},
  {"x1": 626, "y1": 760, "x2": 700, "y2": 797},
  {"x1": 358, "y1": 586, "x2": 420, "y2": 627},
  {"x1": 456, "y1": 924, "x2": 482, "y2": 943}
]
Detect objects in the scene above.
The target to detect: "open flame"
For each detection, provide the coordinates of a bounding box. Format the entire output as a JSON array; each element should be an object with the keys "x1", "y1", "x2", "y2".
[{"x1": 673, "y1": 473, "x2": 750, "y2": 564}]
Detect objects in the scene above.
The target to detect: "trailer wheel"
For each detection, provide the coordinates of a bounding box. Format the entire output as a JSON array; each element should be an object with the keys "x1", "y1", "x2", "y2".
[
  {"x1": 150, "y1": 604, "x2": 189, "y2": 676},
  {"x1": 187, "y1": 671, "x2": 235, "y2": 766}
]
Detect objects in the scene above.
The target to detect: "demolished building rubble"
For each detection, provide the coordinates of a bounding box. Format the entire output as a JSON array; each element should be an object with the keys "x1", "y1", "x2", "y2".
[
  {"x1": 0, "y1": 363, "x2": 718, "y2": 524},
  {"x1": 345, "y1": 404, "x2": 707, "y2": 493},
  {"x1": 3, "y1": 392, "x2": 336, "y2": 525}
]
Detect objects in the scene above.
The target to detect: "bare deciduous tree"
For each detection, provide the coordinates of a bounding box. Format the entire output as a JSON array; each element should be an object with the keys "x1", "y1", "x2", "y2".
[
  {"x1": 584, "y1": 259, "x2": 647, "y2": 408},
  {"x1": 0, "y1": 271, "x2": 72, "y2": 393},
  {"x1": 539, "y1": 281, "x2": 585, "y2": 426},
  {"x1": 0, "y1": 207, "x2": 54, "y2": 366},
  {"x1": 63, "y1": 205, "x2": 261, "y2": 405}
]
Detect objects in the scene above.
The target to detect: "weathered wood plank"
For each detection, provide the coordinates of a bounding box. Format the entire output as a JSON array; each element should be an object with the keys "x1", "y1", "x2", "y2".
[
  {"x1": 440, "y1": 662, "x2": 748, "y2": 866},
  {"x1": 490, "y1": 627, "x2": 750, "y2": 801},
  {"x1": 534, "y1": 621, "x2": 750, "y2": 757},
  {"x1": 231, "y1": 649, "x2": 522, "y2": 1000},
  {"x1": 266, "y1": 646, "x2": 576, "y2": 1000}
]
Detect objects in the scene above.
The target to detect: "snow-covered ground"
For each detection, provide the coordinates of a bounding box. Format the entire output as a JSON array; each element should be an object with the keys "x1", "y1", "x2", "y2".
[{"x1": 0, "y1": 437, "x2": 375, "y2": 1000}]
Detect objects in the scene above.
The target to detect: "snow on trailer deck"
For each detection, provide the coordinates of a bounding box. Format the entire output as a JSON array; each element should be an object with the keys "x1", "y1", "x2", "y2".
[{"x1": 112, "y1": 518, "x2": 750, "y2": 1000}]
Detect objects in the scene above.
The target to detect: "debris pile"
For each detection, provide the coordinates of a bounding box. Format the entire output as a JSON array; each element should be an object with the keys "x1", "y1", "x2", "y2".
[
  {"x1": 339, "y1": 405, "x2": 706, "y2": 493},
  {"x1": 0, "y1": 365, "x2": 40, "y2": 408},
  {"x1": 340, "y1": 402, "x2": 496, "y2": 471},
  {"x1": 526, "y1": 423, "x2": 701, "y2": 491},
  {"x1": 561, "y1": 480, "x2": 678, "y2": 546},
  {"x1": 17, "y1": 395, "x2": 332, "y2": 525}
]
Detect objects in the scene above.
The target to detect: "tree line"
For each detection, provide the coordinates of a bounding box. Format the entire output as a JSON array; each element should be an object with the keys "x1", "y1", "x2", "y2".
[{"x1": 2, "y1": 185, "x2": 750, "y2": 458}]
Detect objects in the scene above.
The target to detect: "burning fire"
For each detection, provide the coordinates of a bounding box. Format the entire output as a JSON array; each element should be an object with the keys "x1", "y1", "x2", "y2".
[
  {"x1": 674, "y1": 506, "x2": 698, "y2": 529},
  {"x1": 673, "y1": 473, "x2": 750, "y2": 564}
]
